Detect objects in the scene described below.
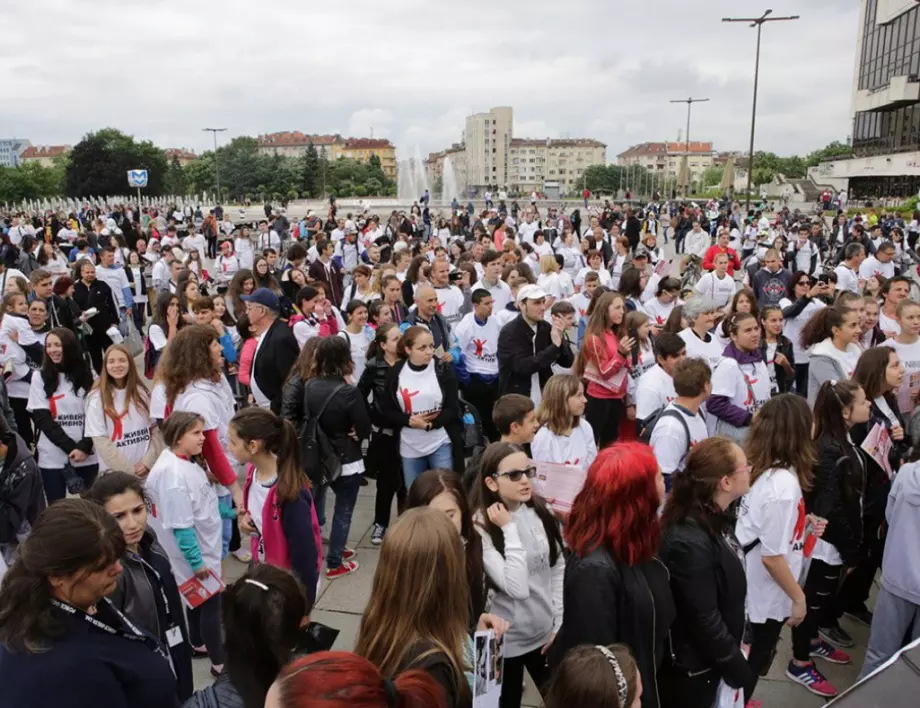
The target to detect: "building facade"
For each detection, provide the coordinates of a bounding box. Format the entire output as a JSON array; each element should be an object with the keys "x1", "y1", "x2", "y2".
[
  {"x1": 818, "y1": 0, "x2": 920, "y2": 197},
  {"x1": 19, "y1": 145, "x2": 70, "y2": 167},
  {"x1": 507, "y1": 138, "x2": 606, "y2": 195},
  {"x1": 164, "y1": 148, "x2": 198, "y2": 166},
  {"x1": 425, "y1": 144, "x2": 468, "y2": 195},
  {"x1": 334, "y1": 138, "x2": 397, "y2": 180},
  {"x1": 256, "y1": 132, "x2": 342, "y2": 159},
  {"x1": 616, "y1": 141, "x2": 716, "y2": 186},
  {"x1": 465, "y1": 107, "x2": 513, "y2": 191},
  {"x1": 0, "y1": 138, "x2": 31, "y2": 167}
]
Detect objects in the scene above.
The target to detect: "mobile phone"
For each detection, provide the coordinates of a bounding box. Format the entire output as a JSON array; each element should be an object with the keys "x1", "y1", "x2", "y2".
[{"x1": 817, "y1": 274, "x2": 830, "y2": 285}]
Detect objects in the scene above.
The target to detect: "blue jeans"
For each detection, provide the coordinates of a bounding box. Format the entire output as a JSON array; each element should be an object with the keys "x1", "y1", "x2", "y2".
[
  {"x1": 314, "y1": 474, "x2": 362, "y2": 570},
  {"x1": 401, "y1": 442, "x2": 453, "y2": 490}
]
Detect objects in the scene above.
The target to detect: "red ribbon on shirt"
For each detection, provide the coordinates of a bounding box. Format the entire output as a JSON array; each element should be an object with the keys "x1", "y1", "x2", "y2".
[
  {"x1": 49, "y1": 394, "x2": 65, "y2": 418},
  {"x1": 110, "y1": 410, "x2": 128, "y2": 441}
]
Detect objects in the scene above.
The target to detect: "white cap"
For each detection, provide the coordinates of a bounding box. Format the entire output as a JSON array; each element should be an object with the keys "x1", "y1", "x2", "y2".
[{"x1": 515, "y1": 284, "x2": 548, "y2": 305}]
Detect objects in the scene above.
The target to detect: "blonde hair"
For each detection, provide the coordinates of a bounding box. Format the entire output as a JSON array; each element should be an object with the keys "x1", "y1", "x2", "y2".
[
  {"x1": 540, "y1": 254, "x2": 560, "y2": 274},
  {"x1": 537, "y1": 374, "x2": 583, "y2": 435}
]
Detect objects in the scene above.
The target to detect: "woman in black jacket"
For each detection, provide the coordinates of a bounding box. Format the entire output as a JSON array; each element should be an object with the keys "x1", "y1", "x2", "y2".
[
  {"x1": 549, "y1": 442, "x2": 674, "y2": 708},
  {"x1": 85, "y1": 472, "x2": 194, "y2": 701},
  {"x1": 280, "y1": 336, "x2": 371, "y2": 580},
  {"x1": 379, "y1": 325, "x2": 465, "y2": 486},
  {"x1": 760, "y1": 305, "x2": 796, "y2": 395},
  {"x1": 658, "y1": 438, "x2": 754, "y2": 708},
  {"x1": 357, "y1": 323, "x2": 405, "y2": 546}
]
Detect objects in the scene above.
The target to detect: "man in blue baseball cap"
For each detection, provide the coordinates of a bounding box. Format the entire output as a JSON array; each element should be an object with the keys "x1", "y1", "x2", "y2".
[{"x1": 242, "y1": 287, "x2": 299, "y2": 413}]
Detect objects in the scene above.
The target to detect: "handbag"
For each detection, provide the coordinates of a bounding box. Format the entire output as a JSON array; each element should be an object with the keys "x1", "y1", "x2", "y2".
[{"x1": 123, "y1": 317, "x2": 144, "y2": 358}]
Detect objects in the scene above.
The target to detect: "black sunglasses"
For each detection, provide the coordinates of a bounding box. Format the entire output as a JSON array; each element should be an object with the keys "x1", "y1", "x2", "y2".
[{"x1": 493, "y1": 466, "x2": 537, "y2": 483}]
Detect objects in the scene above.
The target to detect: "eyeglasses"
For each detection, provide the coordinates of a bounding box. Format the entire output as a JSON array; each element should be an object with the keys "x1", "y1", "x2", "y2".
[
  {"x1": 734, "y1": 464, "x2": 753, "y2": 475},
  {"x1": 493, "y1": 466, "x2": 537, "y2": 483}
]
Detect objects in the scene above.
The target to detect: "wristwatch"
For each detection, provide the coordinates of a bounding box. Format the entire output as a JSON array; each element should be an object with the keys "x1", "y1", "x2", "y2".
[{"x1": 425, "y1": 423, "x2": 433, "y2": 432}]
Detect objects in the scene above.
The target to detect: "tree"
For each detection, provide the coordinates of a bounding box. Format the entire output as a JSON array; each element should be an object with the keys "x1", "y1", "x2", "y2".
[
  {"x1": 301, "y1": 141, "x2": 321, "y2": 198},
  {"x1": 702, "y1": 166, "x2": 724, "y2": 188},
  {"x1": 66, "y1": 128, "x2": 168, "y2": 197},
  {"x1": 164, "y1": 156, "x2": 187, "y2": 196},
  {"x1": 0, "y1": 160, "x2": 67, "y2": 203},
  {"x1": 806, "y1": 140, "x2": 852, "y2": 167}
]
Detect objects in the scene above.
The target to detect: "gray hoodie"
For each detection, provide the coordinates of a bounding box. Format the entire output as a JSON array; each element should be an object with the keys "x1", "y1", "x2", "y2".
[
  {"x1": 807, "y1": 338, "x2": 860, "y2": 406},
  {"x1": 881, "y1": 461, "x2": 920, "y2": 606}
]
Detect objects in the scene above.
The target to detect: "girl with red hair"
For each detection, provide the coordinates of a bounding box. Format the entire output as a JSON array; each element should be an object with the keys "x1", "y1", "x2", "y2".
[
  {"x1": 549, "y1": 442, "x2": 673, "y2": 708},
  {"x1": 266, "y1": 651, "x2": 446, "y2": 708}
]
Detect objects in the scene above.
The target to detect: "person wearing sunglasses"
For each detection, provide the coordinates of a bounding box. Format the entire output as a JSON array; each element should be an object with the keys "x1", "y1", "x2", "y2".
[
  {"x1": 657, "y1": 437, "x2": 754, "y2": 708},
  {"x1": 470, "y1": 442, "x2": 564, "y2": 708},
  {"x1": 778, "y1": 270, "x2": 829, "y2": 396}
]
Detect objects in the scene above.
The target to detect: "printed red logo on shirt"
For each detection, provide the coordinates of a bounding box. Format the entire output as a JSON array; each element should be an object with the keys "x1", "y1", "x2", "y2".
[
  {"x1": 400, "y1": 388, "x2": 419, "y2": 414},
  {"x1": 564, "y1": 458, "x2": 580, "y2": 467},
  {"x1": 473, "y1": 339, "x2": 487, "y2": 357},
  {"x1": 744, "y1": 375, "x2": 758, "y2": 406}
]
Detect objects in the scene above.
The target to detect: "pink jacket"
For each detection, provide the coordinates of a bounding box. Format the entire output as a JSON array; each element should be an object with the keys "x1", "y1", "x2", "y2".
[
  {"x1": 238, "y1": 338, "x2": 257, "y2": 387},
  {"x1": 583, "y1": 331, "x2": 629, "y2": 400},
  {"x1": 244, "y1": 465, "x2": 323, "y2": 601}
]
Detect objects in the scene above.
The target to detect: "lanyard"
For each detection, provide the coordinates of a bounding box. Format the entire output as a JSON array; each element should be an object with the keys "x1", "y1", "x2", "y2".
[
  {"x1": 50, "y1": 597, "x2": 169, "y2": 662},
  {"x1": 126, "y1": 551, "x2": 175, "y2": 628}
]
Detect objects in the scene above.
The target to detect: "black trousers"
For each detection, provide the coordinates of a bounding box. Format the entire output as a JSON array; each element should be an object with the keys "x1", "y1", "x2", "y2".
[
  {"x1": 368, "y1": 431, "x2": 405, "y2": 529},
  {"x1": 834, "y1": 515, "x2": 885, "y2": 619},
  {"x1": 9, "y1": 396, "x2": 33, "y2": 448},
  {"x1": 584, "y1": 394, "x2": 625, "y2": 449},
  {"x1": 84, "y1": 331, "x2": 113, "y2": 377},
  {"x1": 500, "y1": 647, "x2": 550, "y2": 708},
  {"x1": 659, "y1": 663, "x2": 719, "y2": 708},
  {"x1": 187, "y1": 591, "x2": 224, "y2": 666},
  {"x1": 794, "y1": 363, "x2": 809, "y2": 397},
  {"x1": 463, "y1": 374, "x2": 500, "y2": 442},
  {"x1": 746, "y1": 619, "x2": 785, "y2": 702},
  {"x1": 792, "y1": 559, "x2": 843, "y2": 661}
]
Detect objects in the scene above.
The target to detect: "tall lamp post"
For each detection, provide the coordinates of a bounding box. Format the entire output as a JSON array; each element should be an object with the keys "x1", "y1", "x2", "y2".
[
  {"x1": 202, "y1": 127, "x2": 227, "y2": 203},
  {"x1": 669, "y1": 97, "x2": 709, "y2": 197},
  {"x1": 723, "y1": 9, "x2": 799, "y2": 210}
]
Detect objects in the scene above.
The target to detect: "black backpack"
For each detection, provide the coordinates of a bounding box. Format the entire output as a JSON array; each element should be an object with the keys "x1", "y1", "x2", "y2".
[
  {"x1": 299, "y1": 381, "x2": 346, "y2": 487},
  {"x1": 638, "y1": 407, "x2": 692, "y2": 445}
]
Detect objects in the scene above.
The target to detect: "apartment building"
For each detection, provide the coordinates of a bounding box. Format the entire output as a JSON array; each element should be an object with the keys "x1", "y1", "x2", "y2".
[
  {"x1": 256, "y1": 132, "x2": 343, "y2": 159},
  {"x1": 465, "y1": 107, "x2": 513, "y2": 191},
  {"x1": 164, "y1": 148, "x2": 199, "y2": 166},
  {"x1": 425, "y1": 143, "x2": 467, "y2": 189},
  {"x1": 0, "y1": 138, "x2": 31, "y2": 167},
  {"x1": 19, "y1": 145, "x2": 71, "y2": 167},
  {"x1": 507, "y1": 138, "x2": 606, "y2": 195},
  {"x1": 616, "y1": 141, "x2": 716, "y2": 184},
  {"x1": 334, "y1": 138, "x2": 397, "y2": 180}
]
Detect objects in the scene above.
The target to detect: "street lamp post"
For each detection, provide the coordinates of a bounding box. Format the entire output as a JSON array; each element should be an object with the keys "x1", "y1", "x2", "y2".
[
  {"x1": 669, "y1": 97, "x2": 709, "y2": 198},
  {"x1": 723, "y1": 9, "x2": 800, "y2": 211},
  {"x1": 202, "y1": 127, "x2": 227, "y2": 203}
]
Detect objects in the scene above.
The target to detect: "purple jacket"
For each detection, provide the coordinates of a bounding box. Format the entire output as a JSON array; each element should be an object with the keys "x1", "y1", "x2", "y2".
[
  {"x1": 707, "y1": 342, "x2": 762, "y2": 427},
  {"x1": 244, "y1": 465, "x2": 322, "y2": 605}
]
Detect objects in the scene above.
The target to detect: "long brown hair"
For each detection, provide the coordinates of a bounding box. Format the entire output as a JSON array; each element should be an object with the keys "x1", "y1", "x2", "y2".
[
  {"x1": 537, "y1": 374, "x2": 583, "y2": 436},
  {"x1": 406, "y1": 469, "x2": 486, "y2": 622},
  {"x1": 746, "y1": 393, "x2": 816, "y2": 492},
  {"x1": 91, "y1": 344, "x2": 150, "y2": 425},
  {"x1": 157, "y1": 325, "x2": 221, "y2": 407},
  {"x1": 575, "y1": 291, "x2": 625, "y2": 376},
  {"x1": 354, "y1": 508, "x2": 470, "y2": 703},
  {"x1": 0, "y1": 500, "x2": 126, "y2": 653},
  {"x1": 230, "y1": 407, "x2": 310, "y2": 499},
  {"x1": 854, "y1": 346, "x2": 899, "y2": 401},
  {"x1": 228, "y1": 268, "x2": 255, "y2": 319}
]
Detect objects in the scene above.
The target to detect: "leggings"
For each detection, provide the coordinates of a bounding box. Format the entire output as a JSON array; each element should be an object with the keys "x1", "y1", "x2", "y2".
[
  {"x1": 187, "y1": 591, "x2": 225, "y2": 666},
  {"x1": 745, "y1": 619, "x2": 785, "y2": 702},
  {"x1": 368, "y1": 431, "x2": 405, "y2": 529},
  {"x1": 500, "y1": 647, "x2": 550, "y2": 708},
  {"x1": 792, "y1": 559, "x2": 843, "y2": 662},
  {"x1": 794, "y1": 363, "x2": 809, "y2": 397},
  {"x1": 584, "y1": 394, "x2": 625, "y2": 449}
]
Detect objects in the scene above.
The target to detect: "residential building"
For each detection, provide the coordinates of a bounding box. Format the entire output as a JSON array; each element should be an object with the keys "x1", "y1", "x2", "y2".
[
  {"x1": 164, "y1": 148, "x2": 199, "y2": 166},
  {"x1": 814, "y1": 0, "x2": 920, "y2": 197},
  {"x1": 424, "y1": 143, "x2": 468, "y2": 193},
  {"x1": 0, "y1": 138, "x2": 31, "y2": 167},
  {"x1": 616, "y1": 141, "x2": 716, "y2": 185},
  {"x1": 334, "y1": 138, "x2": 397, "y2": 180},
  {"x1": 256, "y1": 132, "x2": 343, "y2": 159},
  {"x1": 19, "y1": 145, "x2": 71, "y2": 167},
  {"x1": 465, "y1": 106, "x2": 513, "y2": 191},
  {"x1": 507, "y1": 138, "x2": 606, "y2": 195}
]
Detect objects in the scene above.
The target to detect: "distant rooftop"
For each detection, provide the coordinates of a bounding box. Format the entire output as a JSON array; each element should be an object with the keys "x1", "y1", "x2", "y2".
[{"x1": 20, "y1": 145, "x2": 70, "y2": 159}]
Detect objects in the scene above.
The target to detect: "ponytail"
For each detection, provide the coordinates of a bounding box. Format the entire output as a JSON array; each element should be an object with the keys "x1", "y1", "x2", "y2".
[{"x1": 230, "y1": 408, "x2": 309, "y2": 502}]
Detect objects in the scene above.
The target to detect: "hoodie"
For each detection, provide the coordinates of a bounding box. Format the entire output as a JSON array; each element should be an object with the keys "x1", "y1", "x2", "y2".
[
  {"x1": 751, "y1": 266, "x2": 791, "y2": 307},
  {"x1": 707, "y1": 342, "x2": 763, "y2": 427},
  {"x1": 807, "y1": 338, "x2": 861, "y2": 406},
  {"x1": 881, "y1": 461, "x2": 920, "y2": 605}
]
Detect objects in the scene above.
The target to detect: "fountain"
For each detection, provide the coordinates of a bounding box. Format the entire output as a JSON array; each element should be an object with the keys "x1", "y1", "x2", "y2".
[
  {"x1": 396, "y1": 145, "x2": 431, "y2": 203},
  {"x1": 442, "y1": 155, "x2": 460, "y2": 204}
]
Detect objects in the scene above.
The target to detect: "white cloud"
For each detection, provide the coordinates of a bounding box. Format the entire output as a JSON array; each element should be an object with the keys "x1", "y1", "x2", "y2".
[{"x1": 0, "y1": 0, "x2": 861, "y2": 159}]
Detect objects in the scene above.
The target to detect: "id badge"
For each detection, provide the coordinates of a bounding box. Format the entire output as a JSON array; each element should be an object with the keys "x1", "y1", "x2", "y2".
[{"x1": 166, "y1": 625, "x2": 184, "y2": 648}]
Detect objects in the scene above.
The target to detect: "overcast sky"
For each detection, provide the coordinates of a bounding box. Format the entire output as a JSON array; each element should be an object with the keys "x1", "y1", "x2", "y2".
[{"x1": 0, "y1": 0, "x2": 859, "y2": 161}]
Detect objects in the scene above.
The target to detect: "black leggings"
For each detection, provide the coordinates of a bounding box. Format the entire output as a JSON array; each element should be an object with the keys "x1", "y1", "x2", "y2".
[
  {"x1": 187, "y1": 591, "x2": 224, "y2": 666},
  {"x1": 463, "y1": 375, "x2": 500, "y2": 442},
  {"x1": 368, "y1": 431, "x2": 405, "y2": 529},
  {"x1": 792, "y1": 559, "x2": 843, "y2": 661},
  {"x1": 584, "y1": 394, "x2": 625, "y2": 449},
  {"x1": 794, "y1": 363, "x2": 809, "y2": 397},
  {"x1": 746, "y1": 619, "x2": 785, "y2": 702},
  {"x1": 500, "y1": 647, "x2": 550, "y2": 708}
]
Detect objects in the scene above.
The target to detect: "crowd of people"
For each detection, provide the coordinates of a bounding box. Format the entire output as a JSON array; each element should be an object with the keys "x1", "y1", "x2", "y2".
[{"x1": 0, "y1": 194, "x2": 919, "y2": 707}]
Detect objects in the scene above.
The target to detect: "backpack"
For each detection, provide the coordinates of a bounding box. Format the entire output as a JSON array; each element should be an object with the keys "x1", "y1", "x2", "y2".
[
  {"x1": 638, "y1": 407, "x2": 692, "y2": 447},
  {"x1": 299, "y1": 381, "x2": 347, "y2": 487}
]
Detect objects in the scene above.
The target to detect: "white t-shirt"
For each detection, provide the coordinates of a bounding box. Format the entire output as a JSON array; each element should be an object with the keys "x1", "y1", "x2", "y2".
[
  {"x1": 779, "y1": 297, "x2": 825, "y2": 363},
  {"x1": 84, "y1": 388, "x2": 153, "y2": 471},
  {"x1": 650, "y1": 403, "x2": 708, "y2": 475},
  {"x1": 735, "y1": 467, "x2": 807, "y2": 623},
  {"x1": 882, "y1": 337, "x2": 920, "y2": 413},
  {"x1": 96, "y1": 266, "x2": 129, "y2": 309},
  {"x1": 148, "y1": 324, "x2": 169, "y2": 352},
  {"x1": 454, "y1": 313, "x2": 500, "y2": 376},
  {"x1": 694, "y1": 272, "x2": 737, "y2": 308},
  {"x1": 635, "y1": 365, "x2": 677, "y2": 421},
  {"x1": 398, "y1": 360, "x2": 450, "y2": 458},
  {"x1": 154, "y1": 378, "x2": 239, "y2": 468},
  {"x1": 834, "y1": 264, "x2": 860, "y2": 294},
  {"x1": 182, "y1": 235, "x2": 207, "y2": 261},
  {"x1": 27, "y1": 371, "x2": 98, "y2": 469},
  {"x1": 338, "y1": 327, "x2": 374, "y2": 382},
  {"x1": 433, "y1": 285, "x2": 465, "y2": 326},
  {"x1": 249, "y1": 331, "x2": 270, "y2": 408},
  {"x1": 709, "y1": 358, "x2": 771, "y2": 432},
  {"x1": 531, "y1": 419, "x2": 597, "y2": 471},
  {"x1": 574, "y1": 266, "x2": 612, "y2": 290},
  {"x1": 235, "y1": 237, "x2": 255, "y2": 270},
  {"x1": 472, "y1": 278, "x2": 512, "y2": 313},
  {"x1": 679, "y1": 328, "x2": 724, "y2": 370},
  {"x1": 879, "y1": 309, "x2": 901, "y2": 336},
  {"x1": 642, "y1": 298, "x2": 675, "y2": 328},
  {"x1": 859, "y1": 256, "x2": 895, "y2": 281},
  {"x1": 247, "y1": 475, "x2": 273, "y2": 561},
  {"x1": 146, "y1": 449, "x2": 223, "y2": 576}
]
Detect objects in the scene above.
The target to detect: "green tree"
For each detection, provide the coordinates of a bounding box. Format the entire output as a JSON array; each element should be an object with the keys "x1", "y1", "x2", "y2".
[
  {"x1": 0, "y1": 160, "x2": 67, "y2": 203},
  {"x1": 164, "y1": 156, "x2": 187, "y2": 196},
  {"x1": 66, "y1": 128, "x2": 168, "y2": 197},
  {"x1": 806, "y1": 140, "x2": 852, "y2": 166},
  {"x1": 301, "y1": 141, "x2": 321, "y2": 198},
  {"x1": 702, "y1": 166, "x2": 724, "y2": 188}
]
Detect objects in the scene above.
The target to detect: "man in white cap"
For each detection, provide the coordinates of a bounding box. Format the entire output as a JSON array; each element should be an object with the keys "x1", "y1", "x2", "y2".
[{"x1": 497, "y1": 284, "x2": 573, "y2": 405}]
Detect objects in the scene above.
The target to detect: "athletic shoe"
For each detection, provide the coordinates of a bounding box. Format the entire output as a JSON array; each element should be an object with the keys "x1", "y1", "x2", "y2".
[
  {"x1": 371, "y1": 524, "x2": 385, "y2": 546},
  {"x1": 785, "y1": 662, "x2": 838, "y2": 698},
  {"x1": 819, "y1": 624, "x2": 855, "y2": 648},
  {"x1": 810, "y1": 640, "x2": 851, "y2": 664},
  {"x1": 231, "y1": 547, "x2": 252, "y2": 563},
  {"x1": 844, "y1": 607, "x2": 874, "y2": 627},
  {"x1": 342, "y1": 548, "x2": 357, "y2": 561},
  {"x1": 745, "y1": 701, "x2": 762, "y2": 708},
  {"x1": 325, "y1": 560, "x2": 359, "y2": 579}
]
